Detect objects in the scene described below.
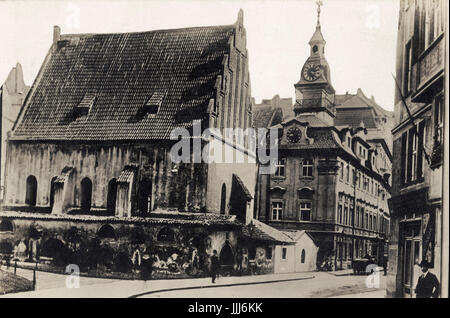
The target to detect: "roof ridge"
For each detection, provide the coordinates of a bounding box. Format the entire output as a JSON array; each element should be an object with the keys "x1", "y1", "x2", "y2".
[{"x1": 60, "y1": 24, "x2": 235, "y2": 38}]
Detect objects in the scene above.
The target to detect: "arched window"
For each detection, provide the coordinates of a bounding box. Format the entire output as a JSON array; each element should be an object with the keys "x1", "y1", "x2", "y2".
[
  {"x1": 80, "y1": 177, "x2": 92, "y2": 211},
  {"x1": 138, "y1": 178, "x2": 152, "y2": 214},
  {"x1": 313, "y1": 45, "x2": 318, "y2": 53},
  {"x1": 220, "y1": 183, "x2": 226, "y2": 215},
  {"x1": 49, "y1": 176, "x2": 57, "y2": 209},
  {"x1": 301, "y1": 249, "x2": 306, "y2": 264},
  {"x1": 107, "y1": 178, "x2": 117, "y2": 215},
  {"x1": 157, "y1": 227, "x2": 175, "y2": 242},
  {"x1": 97, "y1": 224, "x2": 116, "y2": 239},
  {"x1": 0, "y1": 219, "x2": 14, "y2": 232},
  {"x1": 25, "y1": 175, "x2": 37, "y2": 206}
]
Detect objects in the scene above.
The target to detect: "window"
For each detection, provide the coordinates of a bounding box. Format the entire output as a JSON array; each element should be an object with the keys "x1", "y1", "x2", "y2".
[
  {"x1": 360, "y1": 208, "x2": 365, "y2": 228},
  {"x1": 344, "y1": 206, "x2": 348, "y2": 225},
  {"x1": 274, "y1": 158, "x2": 286, "y2": 177},
  {"x1": 301, "y1": 249, "x2": 306, "y2": 264},
  {"x1": 434, "y1": 94, "x2": 444, "y2": 143},
  {"x1": 300, "y1": 202, "x2": 312, "y2": 221},
  {"x1": 144, "y1": 92, "x2": 165, "y2": 115},
  {"x1": 346, "y1": 164, "x2": 350, "y2": 183},
  {"x1": 220, "y1": 184, "x2": 227, "y2": 215},
  {"x1": 338, "y1": 204, "x2": 343, "y2": 224},
  {"x1": 80, "y1": 177, "x2": 92, "y2": 212},
  {"x1": 403, "y1": 40, "x2": 412, "y2": 95},
  {"x1": 351, "y1": 169, "x2": 355, "y2": 186},
  {"x1": 25, "y1": 175, "x2": 38, "y2": 206},
  {"x1": 347, "y1": 136, "x2": 351, "y2": 148},
  {"x1": 272, "y1": 202, "x2": 283, "y2": 221},
  {"x1": 401, "y1": 121, "x2": 425, "y2": 185},
  {"x1": 107, "y1": 179, "x2": 117, "y2": 215},
  {"x1": 340, "y1": 162, "x2": 344, "y2": 180},
  {"x1": 266, "y1": 247, "x2": 272, "y2": 260},
  {"x1": 365, "y1": 213, "x2": 369, "y2": 230},
  {"x1": 356, "y1": 207, "x2": 360, "y2": 228},
  {"x1": 302, "y1": 159, "x2": 313, "y2": 177},
  {"x1": 282, "y1": 247, "x2": 287, "y2": 260}
]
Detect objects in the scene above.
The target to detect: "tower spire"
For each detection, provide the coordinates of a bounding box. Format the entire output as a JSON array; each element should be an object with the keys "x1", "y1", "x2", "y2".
[{"x1": 316, "y1": 0, "x2": 323, "y2": 28}]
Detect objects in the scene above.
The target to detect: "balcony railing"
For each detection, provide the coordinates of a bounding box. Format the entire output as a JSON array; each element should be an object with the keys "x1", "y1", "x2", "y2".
[
  {"x1": 411, "y1": 34, "x2": 444, "y2": 101},
  {"x1": 295, "y1": 97, "x2": 335, "y2": 110}
]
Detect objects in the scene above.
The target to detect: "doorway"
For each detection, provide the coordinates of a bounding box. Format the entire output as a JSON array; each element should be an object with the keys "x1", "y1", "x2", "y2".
[{"x1": 401, "y1": 221, "x2": 421, "y2": 298}]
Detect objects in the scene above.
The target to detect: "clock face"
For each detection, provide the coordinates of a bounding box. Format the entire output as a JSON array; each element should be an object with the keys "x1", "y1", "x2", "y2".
[
  {"x1": 303, "y1": 63, "x2": 322, "y2": 82},
  {"x1": 287, "y1": 127, "x2": 301, "y2": 143}
]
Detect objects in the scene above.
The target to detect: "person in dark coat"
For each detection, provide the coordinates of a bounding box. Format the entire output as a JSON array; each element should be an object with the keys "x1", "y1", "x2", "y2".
[
  {"x1": 210, "y1": 250, "x2": 220, "y2": 283},
  {"x1": 415, "y1": 260, "x2": 440, "y2": 298},
  {"x1": 140, "y1": 250, "x2": 154, "y2": 281}
]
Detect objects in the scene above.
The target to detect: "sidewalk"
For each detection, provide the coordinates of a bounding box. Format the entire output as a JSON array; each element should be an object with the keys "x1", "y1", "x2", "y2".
[{"x1": 1, "y1": 271, "x2": 314, "y2": 298}]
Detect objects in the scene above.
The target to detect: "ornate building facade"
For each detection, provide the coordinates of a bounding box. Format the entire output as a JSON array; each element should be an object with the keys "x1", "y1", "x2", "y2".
[
  {"x1": 387, "y1": 0, "x2": 447, "y2": 298},
  {"x1": 255, "y1": 5, "x2": 392, "y2": 270}
]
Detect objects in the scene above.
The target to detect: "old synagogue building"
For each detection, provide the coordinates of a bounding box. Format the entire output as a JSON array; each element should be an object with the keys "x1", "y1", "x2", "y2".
[
  {"x1": 0, "y1": 11, "x2": 295, "y2": 277},
  {"x1": 254, "y1": 7, "x2": 393, "y2": 270}
]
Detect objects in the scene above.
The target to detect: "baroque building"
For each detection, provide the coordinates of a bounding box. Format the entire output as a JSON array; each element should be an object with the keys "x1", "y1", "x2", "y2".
[
  {"x1": 255, "y1": 4, "x2": 392, "y2": 270},
  {"x1": 387, "y1": 0, "x2": 447, "y2": 298},
  {"x1": 0, "y1": 11, "x2": 288, "y2": 278}
]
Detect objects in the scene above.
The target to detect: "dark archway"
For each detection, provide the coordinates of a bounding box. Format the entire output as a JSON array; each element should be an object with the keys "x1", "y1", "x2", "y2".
[
  {"x1": 80, "y1": 177, "x2": 92, "y2": 212},
  {"x1": 41, "y1": 238, "x2": 70, "y2": 266},
  {"x1": 107, "y1": 178, "x2": 117, "y2": 215},
  {"x1": 97, "y1": 224, "x2": 116, "y2": 239},
  {"x1": 219, "y1": 243, "x2": 234, "y2": 266},
  {"x1": 157, "y1": 227, "x2": 175, "y2": 243},
  {"x1": 0, "y1": 241, "x2": 13, "y2": 254},
  {"x1": 220, "y1": 183, "x2": 226, "y2": 215},
  {"x1": 0, "y1": 219, "x2": 14, "y2": 232},
  {"x1": 138, "y1": 178, "x2": 152, "y2": 214},
  {"x1": 49, "y1": 176, "x2": 57, "y2": 209},
  {"x1": 25, "y1": 175, "x2": 37, "y2": 206}
]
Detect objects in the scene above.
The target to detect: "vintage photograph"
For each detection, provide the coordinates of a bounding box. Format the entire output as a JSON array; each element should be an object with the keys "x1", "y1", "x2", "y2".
[{"x1": 0, "y1": 0, "x2": 447, "y2": 300}]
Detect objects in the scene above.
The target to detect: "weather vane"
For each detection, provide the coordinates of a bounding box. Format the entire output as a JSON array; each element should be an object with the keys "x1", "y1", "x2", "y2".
[{"x1": 316, "y1": 0, "x2": 323, "y2": 27}]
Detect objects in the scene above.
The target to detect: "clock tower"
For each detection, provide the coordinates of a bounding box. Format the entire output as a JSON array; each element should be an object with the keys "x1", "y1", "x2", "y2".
[{"x1": 294, "y1": 0, "x2": 335, "y2": 125}]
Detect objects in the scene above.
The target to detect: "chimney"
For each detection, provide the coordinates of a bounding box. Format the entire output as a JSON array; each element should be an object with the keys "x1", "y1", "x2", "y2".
[{"x1": 53, "y1": 25, "x2": 61, "y2": 44}]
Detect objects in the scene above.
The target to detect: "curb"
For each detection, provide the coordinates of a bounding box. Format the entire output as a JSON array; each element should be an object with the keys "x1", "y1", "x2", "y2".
[{"x1": 129, "y1": 275, "x2": 315, "y2": 298}]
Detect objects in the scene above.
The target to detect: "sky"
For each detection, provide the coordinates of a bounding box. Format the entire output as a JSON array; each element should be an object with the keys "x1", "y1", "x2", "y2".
[{"x1": 0, "y1": 0, "x2": 399, "y2": 110}]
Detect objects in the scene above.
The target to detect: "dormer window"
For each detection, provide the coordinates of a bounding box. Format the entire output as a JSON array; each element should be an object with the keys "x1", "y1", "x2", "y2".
[
  {"x1": 144, "y1": 92, "x2": 165, "y2": 115},
  {"x1": 75, "y1": 92, "x2": 95, "y2": 117},
  {"x1": 347, "y1": 136, "x2": 351, "y2": 148}
]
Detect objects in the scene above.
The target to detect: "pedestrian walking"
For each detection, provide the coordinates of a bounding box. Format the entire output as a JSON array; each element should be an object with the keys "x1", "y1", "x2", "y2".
[
  {"x1": 210, "y1": 250, "x2": 220, "y2": 283},
  {"x1": 415, "y1": 260, "x2": 440, "y2": 298}
]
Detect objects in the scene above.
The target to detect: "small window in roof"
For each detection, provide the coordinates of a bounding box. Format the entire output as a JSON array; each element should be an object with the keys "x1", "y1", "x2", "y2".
[
  {"x1": 75, "y1": 92, "x2": 96, "y2": 117},
  {"x1": 144, "y1": 92, "x2": 165, "y2": 115}
]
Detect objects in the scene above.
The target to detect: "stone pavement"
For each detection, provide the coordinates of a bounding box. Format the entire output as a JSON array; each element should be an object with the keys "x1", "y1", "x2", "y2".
[
  {"x1": 330, "y1": 288, "x2": 387, "y2": 298},
  {"x1": 0, "y1": 269, "x2": 314, "y2": 298}
]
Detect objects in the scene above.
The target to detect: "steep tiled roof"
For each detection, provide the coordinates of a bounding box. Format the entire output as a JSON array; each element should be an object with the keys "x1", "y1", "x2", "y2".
[
  {"x1": 335, "y1": 107, "x2": 377, "y2": 128},
  {"x1": 252, "y1": 106, "x2": 283, "y2": 128},
  {"x1": 12, "y1": 25, "x2": 235, "y2": 140},
  {"x1": 242, "y1": 219, "x2": 294, "y2": 244}
]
